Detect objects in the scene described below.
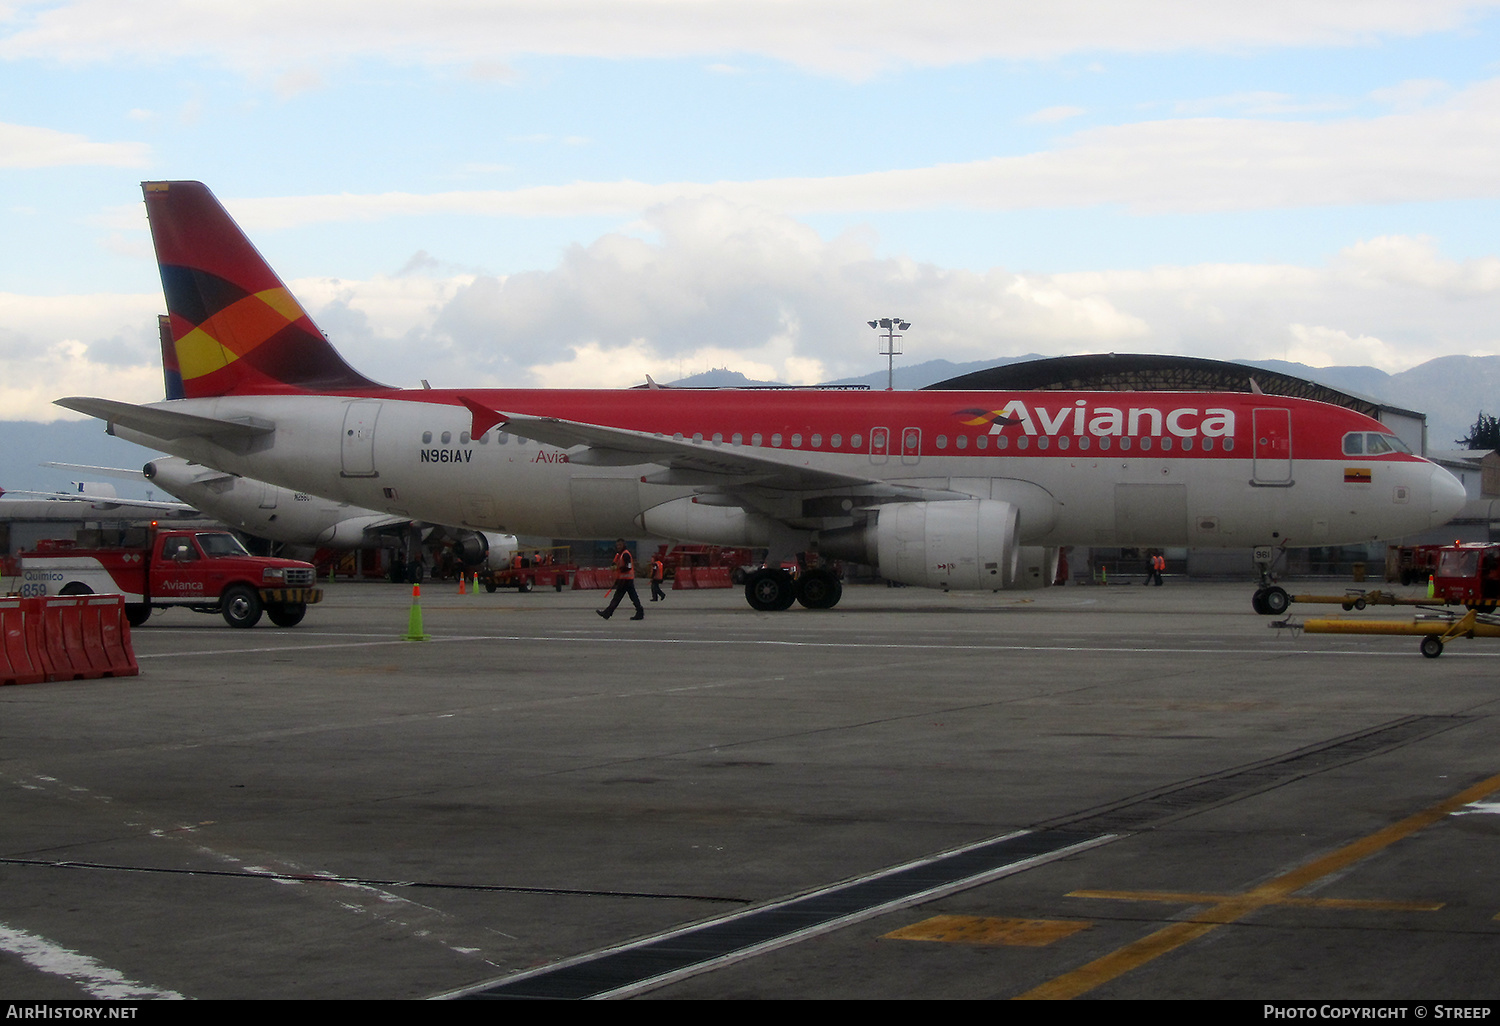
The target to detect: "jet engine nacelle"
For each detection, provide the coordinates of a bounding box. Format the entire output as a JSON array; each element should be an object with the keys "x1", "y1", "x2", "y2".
[
  {"x1": 875, "y1": 498, "x2": 1022, "y2": 589},
  {"x1": 1010, "y1": 546, "x2": 1060, "y2": 590},
  {"x1": 821, "y1": 499, "x2": 1034, "y2": 590},
  {"x1": 451, "y1": 530, "x2": 517, "y2": 570}
]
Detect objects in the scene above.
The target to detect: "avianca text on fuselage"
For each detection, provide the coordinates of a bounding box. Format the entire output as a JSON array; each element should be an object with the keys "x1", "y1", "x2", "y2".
[{"x1": 959, "y1": 400, "x2": 1235, "y2": 442}]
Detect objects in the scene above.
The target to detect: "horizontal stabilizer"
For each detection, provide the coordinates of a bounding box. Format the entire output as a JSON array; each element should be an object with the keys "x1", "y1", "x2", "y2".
[{"x1": 55, "y1": 397, "x2": 274, "y2": 449}]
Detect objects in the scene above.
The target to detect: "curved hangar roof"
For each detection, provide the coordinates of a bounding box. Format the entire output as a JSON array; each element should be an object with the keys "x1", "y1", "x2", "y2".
[{"x1": 924, "y1": 353, "x2": 1386, "y2": 420}]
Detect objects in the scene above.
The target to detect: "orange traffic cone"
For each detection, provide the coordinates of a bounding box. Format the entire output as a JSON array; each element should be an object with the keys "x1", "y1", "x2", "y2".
[{"x1": 458, "y1": 574, "x2": 466, "y2": 596}]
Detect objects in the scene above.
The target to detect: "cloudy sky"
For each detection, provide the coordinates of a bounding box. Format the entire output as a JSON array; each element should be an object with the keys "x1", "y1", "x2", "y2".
[{"x1": 5, "y1": 0, "x2": 1500, "y2": 421}]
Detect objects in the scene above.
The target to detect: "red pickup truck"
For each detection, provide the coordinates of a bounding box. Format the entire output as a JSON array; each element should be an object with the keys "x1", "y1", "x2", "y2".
[{"x1": 19, "y1": 529, "x2": 322, "y2": 628}]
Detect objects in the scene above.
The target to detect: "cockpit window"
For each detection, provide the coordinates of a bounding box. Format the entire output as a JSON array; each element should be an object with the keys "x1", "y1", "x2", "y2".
[{"x1": 1342, "y1": 432, "x2": 1410, "y2": 456}]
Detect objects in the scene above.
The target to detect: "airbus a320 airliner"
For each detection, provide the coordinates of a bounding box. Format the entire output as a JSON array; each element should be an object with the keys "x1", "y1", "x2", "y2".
[{"x1": 58, "y1": 181, "x2": 1466, "y2": 612}]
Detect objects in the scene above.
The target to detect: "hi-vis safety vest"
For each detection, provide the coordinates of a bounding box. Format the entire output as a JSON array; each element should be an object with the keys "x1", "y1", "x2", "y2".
[{"x1": 614, "y1": 550, "x2": 635, "y2": 579}]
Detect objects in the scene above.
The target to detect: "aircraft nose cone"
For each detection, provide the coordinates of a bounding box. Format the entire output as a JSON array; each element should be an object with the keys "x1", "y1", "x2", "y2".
[{"x1": 1430, "y1": 465, "x2": 1467, "y2": 527}]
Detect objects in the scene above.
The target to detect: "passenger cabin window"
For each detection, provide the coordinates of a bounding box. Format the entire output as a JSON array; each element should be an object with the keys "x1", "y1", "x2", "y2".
[
  {"x1": 441, "y1": 431, "x2": 452, "y2": 444},
  {"x1": 422, "y1": 431, "x2": 432, "y2": 444}
]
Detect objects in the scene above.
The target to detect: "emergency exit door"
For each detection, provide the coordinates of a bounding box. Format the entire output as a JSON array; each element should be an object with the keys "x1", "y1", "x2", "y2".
[
  {"x1": 341, "y1": 400, "x2": 381, "y2": 478},
  {"x1": 1252, "y1": 408, "x2": 1293, "y2": 486}
]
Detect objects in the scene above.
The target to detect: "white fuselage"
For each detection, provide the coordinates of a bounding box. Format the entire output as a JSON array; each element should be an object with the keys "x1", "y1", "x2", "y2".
[{"x1": 110, "y1": 393, "x2": 1464, "y2": 553}]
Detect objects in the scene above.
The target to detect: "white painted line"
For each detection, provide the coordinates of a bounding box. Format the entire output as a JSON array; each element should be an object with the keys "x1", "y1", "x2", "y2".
[
  {"x1": 0, "y1": 922, "x2": 184, "y2": 999},
  {"x1": 133, "y1": 633, "x2": 1500, "y2": 659}
]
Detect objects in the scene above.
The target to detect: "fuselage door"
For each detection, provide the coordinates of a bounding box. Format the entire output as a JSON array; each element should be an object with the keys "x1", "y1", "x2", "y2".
[
  {"x1": 341, "y1": 400, "x2": 381, "y2": 478},
  {"x1": 901, "y1": 427, "x2": 922, "y2": 466},
  {"x1": 1252, "y1": 408, "x2": 1293, "y2": 486},
  {"x1": 870, "y1": 427, "x2": 890, "y2": 465}
]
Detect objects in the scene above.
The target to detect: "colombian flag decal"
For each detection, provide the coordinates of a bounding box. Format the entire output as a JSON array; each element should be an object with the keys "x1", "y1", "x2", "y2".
[{"x1": 1345, "y1": 468, "x2": 1372, "y2": 484}]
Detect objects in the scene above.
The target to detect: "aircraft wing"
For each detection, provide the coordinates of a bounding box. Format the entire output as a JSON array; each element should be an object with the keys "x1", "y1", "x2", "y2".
[
  {"x1": 491, "y1": 410, "x2": 971, "y2": 519},
  {"x1": 496, "y1": 410, "x2": 927, "y2": 493}
]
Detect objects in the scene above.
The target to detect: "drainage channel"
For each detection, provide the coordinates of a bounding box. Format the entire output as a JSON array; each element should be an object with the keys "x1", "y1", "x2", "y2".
[
  {"x1": 441, "y1": 829, "x2": 1113, "y2": 1000},
  {"x1": 442, "y1": 714, "x2": 1474, "y2": 1000}
]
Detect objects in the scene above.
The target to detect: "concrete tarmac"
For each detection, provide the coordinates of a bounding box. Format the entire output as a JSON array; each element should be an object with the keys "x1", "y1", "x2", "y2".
[{"x1": 2, "y1": 578, "x2": 1498, "y2": 1000}]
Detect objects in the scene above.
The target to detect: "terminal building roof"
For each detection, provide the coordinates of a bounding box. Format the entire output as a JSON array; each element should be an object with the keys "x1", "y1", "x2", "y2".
[{"x1": 922, "y1": 353, "x2": 1410, "y2": 421}]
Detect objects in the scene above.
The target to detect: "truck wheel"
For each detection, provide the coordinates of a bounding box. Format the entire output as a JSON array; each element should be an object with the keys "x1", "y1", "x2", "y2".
[
  {"x1": 518, "y1": 579, "x2": 534, "y2": 593},
  {"x1": 125, "y1": 604, "x2": 152, "y2": 627},
  {"x1": 266, "y1": 603, "x2": 307, "y2": 627},
  {"x1": 59, "y1": 582, "x2": 93, "y2": 595},
  {"x1": 221, "y1": 585, "x2": 263, "y2": 628}
]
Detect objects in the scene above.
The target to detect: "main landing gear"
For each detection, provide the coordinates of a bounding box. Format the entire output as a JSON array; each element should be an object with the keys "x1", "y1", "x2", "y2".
[{"x1": 744, "y1": 567, "x2": 843, "y2": 611}]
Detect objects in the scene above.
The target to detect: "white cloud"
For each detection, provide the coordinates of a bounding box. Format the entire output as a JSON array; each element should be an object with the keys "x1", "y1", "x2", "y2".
[
  {"x1": 0, "y1": 122, "x2": 149, "y2": 168},
  {"x1": 209, "y1": 75, "x2": 1500, "y2": 227},
  {"x1": 1023, "y1": 105, "x2": 1086, "y2": 124},
  {"x1": 3, "y1": 1, "x2": 1497, "y2": 79},
  {"x1": 11, "y1": 206, "x2": 1500, "y2": 410},
  {"x1": 0, "y1": 291, "x2": 164, "y2": 420}
]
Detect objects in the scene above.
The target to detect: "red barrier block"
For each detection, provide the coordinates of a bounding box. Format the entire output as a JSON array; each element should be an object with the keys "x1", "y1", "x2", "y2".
[
  {"x1": 0, "y1": 597, "x2": 44, "y2": 686},
  {"x1": 32, "y1": 596, "x2": 86, "y2": 681},
  {"x1": 86, "y1": 595, "x2": 138, "y2": 678},
  {"x1": 26, "y1": 596, "x2": 139, "y2": 683}
]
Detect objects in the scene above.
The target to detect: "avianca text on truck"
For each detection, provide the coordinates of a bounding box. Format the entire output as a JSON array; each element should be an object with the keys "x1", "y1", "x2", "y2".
[{"x1": 20, "y1": 527, "x2": 322, "y2": 628}]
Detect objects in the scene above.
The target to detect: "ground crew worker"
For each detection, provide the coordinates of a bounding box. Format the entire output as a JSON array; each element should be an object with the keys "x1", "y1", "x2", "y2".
[
  {"x1": 598, "y1": 538, "x2": 645, "y2": 620},
  {"x1": 1146, "y1": 552, "x2": 1166, "y2": 586},
  {"x1": 650, "y1": 555, "x2": 666, "y2": 601}
]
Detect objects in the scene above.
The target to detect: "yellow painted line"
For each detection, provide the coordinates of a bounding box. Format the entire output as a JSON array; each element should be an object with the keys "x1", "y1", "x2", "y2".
[
  {"x1": 885, "y1": 915, "x2": 1091, "y2": 947},
  {"x1": 1067, "y1": 889, "x2": 1443, "y2": 912},
  {"x1": 1016, "y1": 772, "x2": 1500, "y2": 1001}
]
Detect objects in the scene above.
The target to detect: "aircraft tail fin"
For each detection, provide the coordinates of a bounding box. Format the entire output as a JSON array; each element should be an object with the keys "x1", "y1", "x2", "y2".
[
  {"x1": 142, "y1": 181, "x2": 382, "y2": 398},
  {"x1": 157, "y1": 314, "x2": 184, "y2": 400}
]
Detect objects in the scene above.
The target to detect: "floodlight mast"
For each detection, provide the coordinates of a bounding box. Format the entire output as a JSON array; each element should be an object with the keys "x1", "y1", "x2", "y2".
[{"x1": 867, "y1": 317, "x2": 910, "y2": 391}]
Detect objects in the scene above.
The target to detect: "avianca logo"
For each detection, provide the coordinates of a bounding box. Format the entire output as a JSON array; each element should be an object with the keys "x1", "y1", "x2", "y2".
[{"x1": 957, "y1": 401, "x2": 1235, "y2": 439}]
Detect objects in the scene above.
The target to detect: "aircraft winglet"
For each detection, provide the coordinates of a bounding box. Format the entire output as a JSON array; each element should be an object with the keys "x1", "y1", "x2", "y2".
[{"x1": 456, "y1": 396, "x2": 508, "y2": 438}]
